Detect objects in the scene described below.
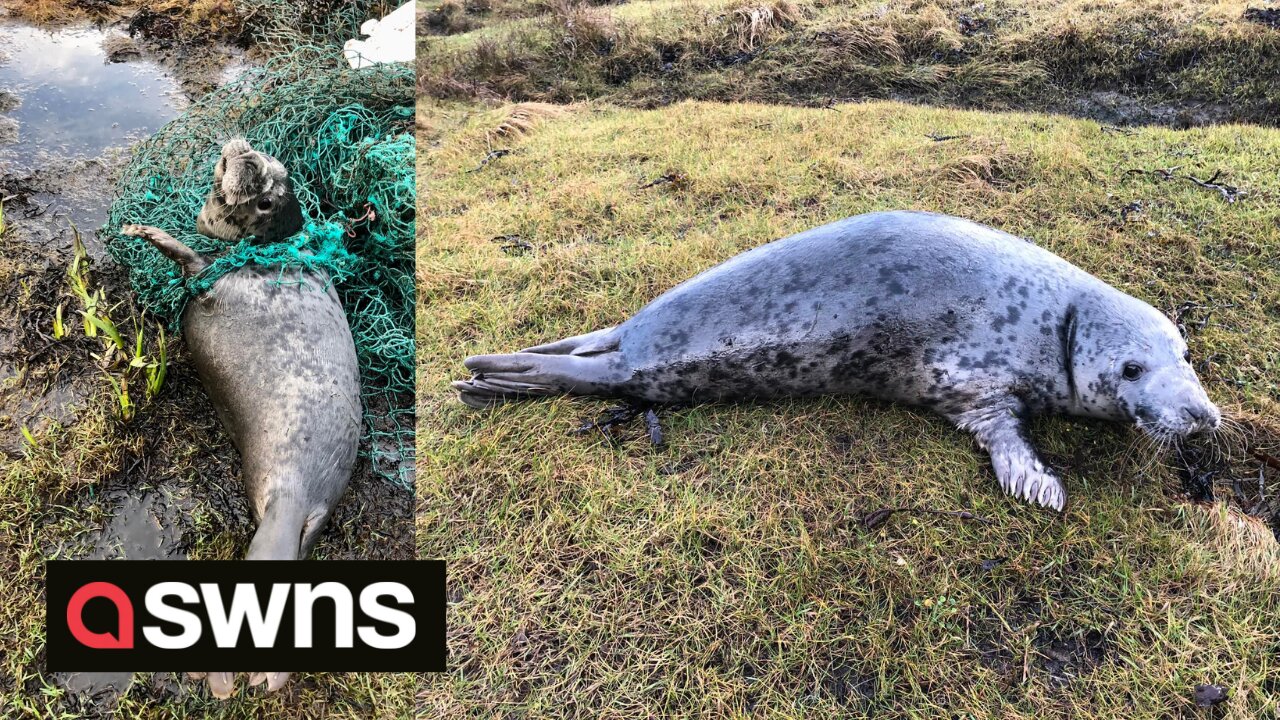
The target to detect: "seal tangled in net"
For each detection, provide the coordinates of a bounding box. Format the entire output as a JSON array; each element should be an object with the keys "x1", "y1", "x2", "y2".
[{"x1": 104, "y1": 46, "x2": 415, "y2": 488}]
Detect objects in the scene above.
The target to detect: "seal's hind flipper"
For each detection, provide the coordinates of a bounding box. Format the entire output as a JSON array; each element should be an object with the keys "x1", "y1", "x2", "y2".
[
  {"x1": 455, "y1": 350, "x2": 625, "y2": 408},
  {"x1": 453, "y1": 376, "x2": 552, "y2": 408},
  {"x1": 521, "y1": 326, "x2": 620, "y2": 356}
]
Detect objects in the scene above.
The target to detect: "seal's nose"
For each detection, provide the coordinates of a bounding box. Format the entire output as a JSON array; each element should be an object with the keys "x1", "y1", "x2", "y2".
[{"x1": 1182, "y1": 405, "x2": 1221, "y2": 434}]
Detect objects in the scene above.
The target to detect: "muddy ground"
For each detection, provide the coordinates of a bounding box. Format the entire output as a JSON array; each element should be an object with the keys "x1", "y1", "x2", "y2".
[{"x1": 0, "y1": 7, "x2": 414, "y2": 715}]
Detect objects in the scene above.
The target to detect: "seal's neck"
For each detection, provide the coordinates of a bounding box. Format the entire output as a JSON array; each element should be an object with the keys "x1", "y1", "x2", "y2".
[{"x1": 1056, "y1": 290, "x2": 1152, "y2": 423}]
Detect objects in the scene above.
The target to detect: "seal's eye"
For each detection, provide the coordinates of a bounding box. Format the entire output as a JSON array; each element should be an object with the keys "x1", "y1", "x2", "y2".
[
  {"x1": 1122, "y1": 362, "x2": 1145, "y2": 381},
  {"x1": 257, "y1": 197, "x2": 273, "y2": 211},
  {"x1": 1183, "y1": 350, "x2": 1191, "y2": 363}
]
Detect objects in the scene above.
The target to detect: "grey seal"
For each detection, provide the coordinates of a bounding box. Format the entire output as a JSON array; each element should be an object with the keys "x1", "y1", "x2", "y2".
[
  {"x1": 455, "y1": 211, "x2": 1221, "y2": 512},
  {"x1": 122, "y1": 138, "x2": 361, "y2": 698}
]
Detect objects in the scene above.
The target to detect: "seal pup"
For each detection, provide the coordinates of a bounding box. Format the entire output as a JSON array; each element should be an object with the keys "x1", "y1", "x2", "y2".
[
  {"x1": 122, "y1": 138, "x2": 362, "y2": 698},
  {"x1": 456, "y1": 211, "x2": 1221, "y2": 512}
]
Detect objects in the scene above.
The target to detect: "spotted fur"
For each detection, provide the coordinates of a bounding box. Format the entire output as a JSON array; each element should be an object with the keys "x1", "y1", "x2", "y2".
[{"x1": 457, "y1": 211, "x2": 1221, "y2": 512}]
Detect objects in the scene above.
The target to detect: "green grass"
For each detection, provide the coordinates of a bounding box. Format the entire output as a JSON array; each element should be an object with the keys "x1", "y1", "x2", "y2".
[
  {"x1": 419, "y1": 99, "x2": 1280, "y2": 718},
  {"x1": 420, "y1": 0, "x2": 1280, "y2": 125}
]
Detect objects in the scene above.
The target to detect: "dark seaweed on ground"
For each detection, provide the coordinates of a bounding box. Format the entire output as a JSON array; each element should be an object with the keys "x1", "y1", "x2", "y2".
[{"x1": 1244, "y1": 7, "x2": 1280, "y2": 29}]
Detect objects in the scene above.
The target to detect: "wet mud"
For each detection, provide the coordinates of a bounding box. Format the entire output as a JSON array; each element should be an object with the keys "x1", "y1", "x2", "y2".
[{"x1": 53, "y1": 491, "x2": 187, "y2": 697}]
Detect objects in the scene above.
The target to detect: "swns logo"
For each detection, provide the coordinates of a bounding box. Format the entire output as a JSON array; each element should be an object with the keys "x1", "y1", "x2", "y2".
[{"x1": 47, "y1": 561, "x2": 445, "y2": 671}]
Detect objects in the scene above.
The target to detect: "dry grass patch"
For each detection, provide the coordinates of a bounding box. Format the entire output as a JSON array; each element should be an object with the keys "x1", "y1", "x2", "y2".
[
  {"x1": 420, "y1": 0, "x2": 1280, "y2": 125},
  {"x1": 725, "y1": 0, "x2": 801, "y2": 51},
  {"x1": 421, "y1": 0, "x2": 482, "y2": 36},
  {"x1": 5, "y1": 0, "x2": 244, "y2": 38},
  {"x1": 487, "y1": 100, "x2": 572, "y2": 139}
]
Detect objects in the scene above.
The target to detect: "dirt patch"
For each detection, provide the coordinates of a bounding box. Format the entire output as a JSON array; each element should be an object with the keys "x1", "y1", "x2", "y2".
[
  {"x1": 88, "y1": 489, "x2": 190, "y2": 560},
  {"x1": 816, "y1": 658, "x2": 877, "y2": 710},
  {"x1": 965, "y1": 595, "x2": 1112, "y2": 688},
  {"x1": 1034, "y1": 628, "x2": 1110, "y2": 688},
  {"x1": 1244, "y1": 7, "x2": 1280, "y2": 30},
  {"x1": 1068, "y1": 91, "x2": 1233, "y2": 130},
  {"x1": 118, "y1": 24, "x2": 250, "y2": 99},
  {"x1": 46, "y1": 490, "x2": 187, "y2": 701},
  {"x1": 1176, "y1": 420, "x2": 1280, "y2": 540},
  {"x1": 3, "y1": 156, "x2": 133, "y2": 250}
]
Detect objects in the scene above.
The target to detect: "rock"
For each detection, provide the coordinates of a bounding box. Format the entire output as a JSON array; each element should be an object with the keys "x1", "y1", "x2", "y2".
[
  {"x1": 101, "y1": 34, "x2": 141, "y2": 63},
  {"x1": 1193, "y1": 683, "x2": 1228, "y2": 708}
]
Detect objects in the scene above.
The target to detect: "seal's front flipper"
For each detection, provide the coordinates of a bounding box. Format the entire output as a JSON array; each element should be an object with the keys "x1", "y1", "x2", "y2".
[
  {"x1": 121, "y1": 224, "x2": 209, "y2": 277},
  {"x1": 955, "y1": 402, "x2": 1066, "y2": 512}
]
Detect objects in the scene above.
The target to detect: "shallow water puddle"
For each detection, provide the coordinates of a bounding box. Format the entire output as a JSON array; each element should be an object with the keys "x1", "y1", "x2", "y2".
[
  {"x1": 91, "y1": 490, "x2": 189, "y2": 560},
  {"x1": 0, "y1": 22, "x2": 186, "y2": 459},
  {"x1": 0, "y1": 22, "x2": 184, "y2": 233},
  {"x1": 54, "y1": 491, "x2": 189, "y2": 697}
]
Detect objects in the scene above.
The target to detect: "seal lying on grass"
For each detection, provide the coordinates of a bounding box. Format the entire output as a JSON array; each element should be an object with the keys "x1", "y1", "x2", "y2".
[
  {"x1": 122, "y1": 139, "x2": 361, "y2": 698},
  {"x1": 456, "y1": 210, "x2": 1221, "y2": 512}
]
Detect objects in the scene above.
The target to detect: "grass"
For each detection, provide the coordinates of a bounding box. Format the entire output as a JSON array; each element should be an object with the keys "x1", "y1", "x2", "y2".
[
  {"x1": 419, "y1": 99, "x2": 1280, "y2": 718},
  {"x1": 5, "y1": 0, "x2": 245, "y2": 37},
  {"x1": 418, "y1": 0, "x2": 548, "y2": 37},
  {"x1": 64, "y1": 228, "x2": 169, "y2": 423},
  {"x1": 420, "y1": 0, "x2": 1280, "y2": 125}
]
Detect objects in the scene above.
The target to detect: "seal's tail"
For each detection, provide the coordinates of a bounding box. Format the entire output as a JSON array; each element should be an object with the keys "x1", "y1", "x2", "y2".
[{"x1": 454, "y1": 326, "x2": 623, "y2": 409}]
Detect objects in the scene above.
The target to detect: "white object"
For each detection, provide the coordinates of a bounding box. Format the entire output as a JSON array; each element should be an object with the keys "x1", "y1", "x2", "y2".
[{"x1": 344, "y1": 2, "x2": 415, "y2": 68}]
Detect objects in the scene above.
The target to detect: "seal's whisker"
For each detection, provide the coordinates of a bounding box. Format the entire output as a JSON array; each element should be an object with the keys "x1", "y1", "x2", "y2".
[
  {"x1": 1218, "y1": 416, "x2": 1248, "y2": 448},
  {"x1": 1146, "y1": 434, "x2": 1174, "y2": 477},
  {"x1": 1120, "y1": 429, "x2": 1154, "y2": 475}
]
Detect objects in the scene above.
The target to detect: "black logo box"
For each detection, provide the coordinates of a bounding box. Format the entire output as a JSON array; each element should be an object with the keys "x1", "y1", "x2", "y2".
[{"x1": 47, "y1": 560, "x2": 445, "y2": 672}]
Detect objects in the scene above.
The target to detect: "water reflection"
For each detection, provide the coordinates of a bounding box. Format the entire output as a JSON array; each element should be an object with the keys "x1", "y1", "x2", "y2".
[
  {"x1": 0, "y1": 23, "x2": 185, "y2": 233},
  {"x1": 0, "y1": 23, "x2": 184, "y2": 170}
]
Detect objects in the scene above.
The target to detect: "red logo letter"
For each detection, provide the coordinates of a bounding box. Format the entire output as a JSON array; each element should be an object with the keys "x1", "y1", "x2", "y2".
[{"x1": 67, "y1": 582, "x2": 134, "y2": 649}]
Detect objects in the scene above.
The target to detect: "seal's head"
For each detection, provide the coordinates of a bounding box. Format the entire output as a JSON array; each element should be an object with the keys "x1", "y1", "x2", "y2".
[
  {"x1": 1068, "y1": 292, "x2": 1221, "y2": 441},
  {"x1": 196, "y1": 138, "x2": 304, "y2": 243}
]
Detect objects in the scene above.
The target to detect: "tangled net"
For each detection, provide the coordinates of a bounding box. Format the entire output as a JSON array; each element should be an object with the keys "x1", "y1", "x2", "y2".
[
  {"x1": 234, "y1": 0, "x2": 398, "y2": 50},
  {"x1": 104, "y1": 45, "x2": 416, "y2": 489}
]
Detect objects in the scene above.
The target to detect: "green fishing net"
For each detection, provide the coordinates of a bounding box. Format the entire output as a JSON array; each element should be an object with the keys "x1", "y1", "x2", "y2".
[
  {"x1": 234, "y1": 0, "x2": 399, "y2": 51},
  {"x1": 103, "y1": 46, "x2": 416, "y2": 489}
]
